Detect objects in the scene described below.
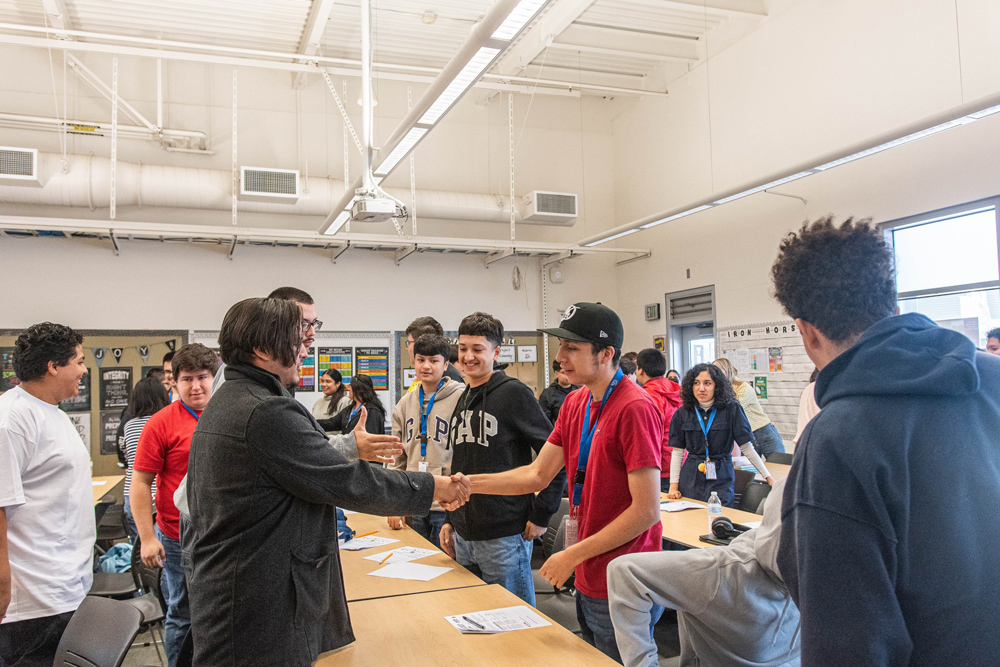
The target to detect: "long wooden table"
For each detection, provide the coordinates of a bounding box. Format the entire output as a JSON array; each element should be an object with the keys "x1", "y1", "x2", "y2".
[
  {"x1": 659, "y1": 494, "x2": 763, "y2": 549},
  {"x1": 763, "y1": 462, "x2": 791, "y2": 483},
  {"x1": 340, "y1": 512, "x2": 486, "y2": 603},
  {"x1": 315, "y1": 584, "x2": 618, "y2": 666},
  {"x1": 91, "y1": 475, "x2": 125, "y2": 505}
]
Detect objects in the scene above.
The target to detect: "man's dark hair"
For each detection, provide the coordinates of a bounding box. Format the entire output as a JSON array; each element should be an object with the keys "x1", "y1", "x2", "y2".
[
  {"x1": 12, "y1": 322, "x2": 83, "y2": 383},
  {"x1": 988, "y1": 327, "x2": 1000, "y2": 342},
  {"x1": 162, "y1": 351, "x2": 175, "y2": 364},
  {"x1": 267, "y1": 286, "x2": 314, "y2": 305},
  {"x1": 622, "y1": 351, "x2": 638, "y2": 363},
  {"x1": 680, "y1": 363, "x2": 736, "y2": 410},
  {"x1": 459, "y1": 312, "x2": 503, "y2": 348},
  {"x1": 589, "y1": 343, "x2": 622, "y2": 366},
  {"x1": 413, "y1": 334, "x2": 451, "y2": 360},
  {"x1": 636, "y1": 348, "x2": 666, "y2": 378},
  {"x1": 350, "y1": 374, "x2": 383, "y2": 411},
  {"x1": 145, "y1": 368, "x2": 165, "y2": 381},
  {"x1": 448, "y1": 344, "x2": 459, "y2": 364},
  {"x1": 127, "y1": 377, "x2": 170, "y2": 419},
  {"x1": 772, "y1": 216, "x2": 896, "y2": 344},
  {"x1": 620, "y1": 357, "x2": 636, "y2": 376},
  {"x1": 406, "y1": 316, "x2": 444, "y2": 340},
  {"x1": 219, "y1": 298, "x2": 302, "y2": 368},
  {"x1": 172, "y1": 343, "x2": 220, "y2": 378}
]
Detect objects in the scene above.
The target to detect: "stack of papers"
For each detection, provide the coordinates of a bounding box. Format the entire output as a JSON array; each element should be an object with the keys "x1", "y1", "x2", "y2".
[
  {"x1": 660, "y1": 500, "x2": 704, "y2": 512},
  {"x1": 340, "y1": 536, "x2": 399, "y2": 551},
  {"x1": 367, "y1": 563, "x2": 451, "y2": 581},
  {"x1": 363, "y1": 546, "x2": 438, "y2": 565},
  {"x1": 445, "y1": 606, "x2": 552, "y2": 634}
]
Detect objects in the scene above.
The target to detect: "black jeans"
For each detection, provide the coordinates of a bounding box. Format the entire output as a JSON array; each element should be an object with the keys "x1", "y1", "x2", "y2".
[{"x1": 0, "y1": 610, "x2": 75, "y2": 667}]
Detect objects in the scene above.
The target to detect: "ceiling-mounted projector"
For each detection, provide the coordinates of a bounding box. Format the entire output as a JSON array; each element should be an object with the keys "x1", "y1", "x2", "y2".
[{"x1": 351, "y1": 198, "x2": 397, "y2": 223}]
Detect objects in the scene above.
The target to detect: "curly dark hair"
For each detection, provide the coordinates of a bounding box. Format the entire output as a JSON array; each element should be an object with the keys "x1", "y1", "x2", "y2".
[
  {"x1": 680, "y1": 363, "x2": 736, "y2": 410},
  {"x1": 987, "y1": 327, "x2": 1000, "y2": 343},
  {"x1": 771, "y1": 216, "x2": 896, "y2": 344},
  {"x1": 13, "y1": 322, "x2": 83, "y2": 382}
]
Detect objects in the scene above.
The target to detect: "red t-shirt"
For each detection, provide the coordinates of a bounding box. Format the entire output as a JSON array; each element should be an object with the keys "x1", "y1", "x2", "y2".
[
  {"x1": 133, "y1": 400, "x2": 200, "y2": 540},
  {"x1": 548, "y1": 378, "x2": 663, "y2": 599},
  {"x1": 641, "y1": 376, "x2": 683, "y2": 478}
]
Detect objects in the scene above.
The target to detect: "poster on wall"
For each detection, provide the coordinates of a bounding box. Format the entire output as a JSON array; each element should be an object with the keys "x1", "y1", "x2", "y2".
[
  {"x1": 100, "y1": 367, "x2": 133, "y2": 410},
  {"x1": 355, "y1": 347, "x2": 389, "y2": 391},
  {"x1": 516, "y1": 345, "x2": 537, "y2": 363},
  {"x1": 68, "y1": 413, "x2": 91, "y2": 450},
  {"x1": 99, "y1": 410, "x2": 121, "y2": 456},
  {"x1": 403, "y1": 368, "x2": 417, "y2": 387},
  {"x1": 0, "y1": 348, "x2": 16, "y2": 393},
  {"x1": 653, "y1": 336, "x2": 665, "y2": 352},
  {"x1": 317, "y1": 347, "x2": 353, "y2": 384},
  {"x1": 754, "y1": 376, "x2": 768, "y2": 399},
  {"x1": 498, "y1": 346, "x2": 516, "y2": 364},
  {"x1": 768, "y1": 347, "x2": 783, "y2": 373},
  {"x1": 59, "y1": 373, "x2": 92, "y2": 413},
  {"x1": 749, "y1": 348, "x2": 769, "y2": 374},
  {"x1": 298, "y1": 347, "x2": 316, "y2": 392}
]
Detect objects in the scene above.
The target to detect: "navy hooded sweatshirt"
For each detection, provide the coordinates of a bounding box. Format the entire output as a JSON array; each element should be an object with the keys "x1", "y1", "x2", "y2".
[{"x1": 778, "y1": 313, "x2": 1000, "y2": 666}]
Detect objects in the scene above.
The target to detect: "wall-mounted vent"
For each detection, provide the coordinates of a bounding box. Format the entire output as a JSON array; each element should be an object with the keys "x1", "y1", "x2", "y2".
[
  {"x1": 0, "y1": 147, "x2": 41, "y2": 186},
  {"x1": 239, "y1": 166, "x2": 299, "y2": 203},
  {"x1": 520, "y1": 190, "x2": 577, "y2": 225}
]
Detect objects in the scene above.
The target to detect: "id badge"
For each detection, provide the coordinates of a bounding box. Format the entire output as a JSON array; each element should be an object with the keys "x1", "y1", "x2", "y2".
[
  {"x1": 418, "y1": 459, "x2": 428, "y2": 473},
  {"x1": 562, "y1": 515, "x2": 579, "y2": 547},
  {"x1": 704, "y1": 460, "x2": 717, "y2": 480}
]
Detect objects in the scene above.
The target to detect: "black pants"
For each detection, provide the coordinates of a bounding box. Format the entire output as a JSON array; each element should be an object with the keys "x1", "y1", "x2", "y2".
[{"x1": 0, "y1": 610, "x2": 75, "y2": 667}]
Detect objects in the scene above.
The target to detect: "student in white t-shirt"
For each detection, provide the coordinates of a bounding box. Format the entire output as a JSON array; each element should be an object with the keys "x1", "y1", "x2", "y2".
[{"x1": 0, "y1": 323, "x2": 93, "y2": 666}]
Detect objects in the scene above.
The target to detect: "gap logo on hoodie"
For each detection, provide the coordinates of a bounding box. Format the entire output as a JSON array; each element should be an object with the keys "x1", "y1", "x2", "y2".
[
  {"x1": 403, "y1": 415, "x2": 450, "y2": 445},
  {"x1": 451, "y1": 410, "x2": 497, "y2": 446}
]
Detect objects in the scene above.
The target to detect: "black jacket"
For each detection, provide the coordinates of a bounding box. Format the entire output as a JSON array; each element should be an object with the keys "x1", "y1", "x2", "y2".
[
  {"x1": 446, "y1": 371, "x2": 566, "y2": 540},
  {"x1": 317, "y1": 401, "x2": 386, "y2": 434},
  {"x1": 186, "y1": 363, "x2": 434, "y2": 666},
  {"x1": 538, "y1": 381, "x2": 580, "y2": 425}
]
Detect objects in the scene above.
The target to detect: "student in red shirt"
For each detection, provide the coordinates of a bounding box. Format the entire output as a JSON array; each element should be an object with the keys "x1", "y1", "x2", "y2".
[
  {"x1": 467, "y1": 302, "x2": 663, "y2": 662},
  {"x1": 131, "y1": 343, "x2": 217, "y2": 667},
  {"x1": 635, "y1": 348, "x2": 682, "y2": 493}
]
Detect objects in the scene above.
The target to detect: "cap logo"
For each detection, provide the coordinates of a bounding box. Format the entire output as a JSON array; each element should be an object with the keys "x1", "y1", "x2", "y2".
[
  {"x1": 600, "y1": 330, "x2": 608, "y2": 338},
  {"x1": 561, "y1": 305, "x2": 578, "y2": 321}
]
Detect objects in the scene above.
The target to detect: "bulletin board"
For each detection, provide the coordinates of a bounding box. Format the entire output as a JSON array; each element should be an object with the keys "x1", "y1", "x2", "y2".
[
  {"x1": 716, "y1": 320, "x2": 813, "y2": 443},
  {"x1": 0, "y1": 329, "x2": 188, "y2": 476}
]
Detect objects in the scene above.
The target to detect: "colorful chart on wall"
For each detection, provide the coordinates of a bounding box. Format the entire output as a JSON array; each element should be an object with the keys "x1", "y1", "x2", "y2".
[
  {"x1": 0, "y1": 348, "x2": 15, "y2": 393},
  {"x1": 60, "y1": 373, "x2": 92, "y2": 413},
  {"x1": 100, "y1": 367, "x2": 133, "y2": 410},
  {"x1": 355, "y1": 347, "x2": 389, "y2": 391},
  {"x1": 317, "y1": 346, "x2": 353, "y2": 384},
  {"x1": 298, "y1": 347, "x2": 316, "y2": 392}
]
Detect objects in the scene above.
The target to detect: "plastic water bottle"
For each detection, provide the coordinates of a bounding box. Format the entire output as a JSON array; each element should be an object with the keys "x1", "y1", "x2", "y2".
[{"x1": 707, "y1": 492, "x2": 722, "y2": 533}]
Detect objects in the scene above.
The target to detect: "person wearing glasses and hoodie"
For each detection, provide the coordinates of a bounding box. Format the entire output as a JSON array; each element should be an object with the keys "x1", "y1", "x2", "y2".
[{"x1": 440, "y1": 312, "x2": 567, "y2": 606}]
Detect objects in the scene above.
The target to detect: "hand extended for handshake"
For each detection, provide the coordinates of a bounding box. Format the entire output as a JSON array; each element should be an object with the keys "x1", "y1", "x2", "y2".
[{"x1": 432, "y1": 473, "x2": 471, "y2": 511}]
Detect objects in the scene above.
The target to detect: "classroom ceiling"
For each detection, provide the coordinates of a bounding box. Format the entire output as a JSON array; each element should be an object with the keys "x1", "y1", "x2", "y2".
[{"x1": 0, "y1": 0, "x2": 771, "y2": 95}]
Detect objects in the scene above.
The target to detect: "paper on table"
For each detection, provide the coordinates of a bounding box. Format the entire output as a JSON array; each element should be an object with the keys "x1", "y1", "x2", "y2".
[
  {"x1": 444, "y1": 606, "x2": 552, "y2": 634},
  {"x1": 340, "y1": 536, "x2": 399, "y2": 551},
  {"x1": 660, "y1": 501, "x2": 704, "y2": 512},
  {"x1": 341, "y1": 510, "x2": 358, "y2": 515},
  {"x1": 92, "y1": 481, "x2": 107, "y2": 486},
  {"x1": 366, "y1": 562, "x2": 451, "y2": 582},
  {"x1": 363, "y1": 546, "x2": 438, "y2": 564},
  {"x1": 740, "y1": 521, "x2": 762, "y2": 530}
]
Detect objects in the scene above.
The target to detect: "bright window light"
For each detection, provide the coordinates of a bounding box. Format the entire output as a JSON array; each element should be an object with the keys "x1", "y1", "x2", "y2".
[
  {"x1": 639, "y1": 205, "x2": 714, "y2": 229},
  {"x1": 492, "y1": 0, "x2": 547, "y2": 41},
  {"x1": 324, "y1": 210, "x2": 350, "y2": 235},
  {"x1": 584, "y1": 228, "x2": 639, "y2": 246},
  {"x1": 419, "y1": 47, "x2": 500, "y2": 126},
  {"x1": 374, "y1": 127, "x2": 428, "y2": 176}
]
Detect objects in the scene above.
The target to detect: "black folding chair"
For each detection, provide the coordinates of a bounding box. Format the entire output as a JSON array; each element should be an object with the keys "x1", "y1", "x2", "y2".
[
  {"x1": 738, "y1": 481, "x2": 772, "y2": 515},
  {"x1": 123, "y1": 535, "x2": 167, "y2": 666},
  {"x1": 765, "y1": 452, "x2": 793, "y2": 465},
  {"x1": 53, "y1": 596, "x2": 143, "y2": 667}
]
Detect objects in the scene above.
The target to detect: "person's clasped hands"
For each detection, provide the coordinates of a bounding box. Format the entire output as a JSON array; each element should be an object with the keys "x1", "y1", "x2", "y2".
[{"x1": 433, "y1": 473, "x2": 471, "y2": 511}]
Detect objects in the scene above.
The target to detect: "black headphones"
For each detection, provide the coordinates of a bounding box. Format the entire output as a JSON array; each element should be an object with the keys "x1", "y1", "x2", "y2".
[{"x1": 712, "y1": 516, "x2": 751, "y2": 540}]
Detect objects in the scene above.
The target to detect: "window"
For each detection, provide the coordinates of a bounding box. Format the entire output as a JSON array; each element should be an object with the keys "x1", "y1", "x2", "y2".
[{"x1": 884, "y1": 199, "x2": 1000, "y2": 347}]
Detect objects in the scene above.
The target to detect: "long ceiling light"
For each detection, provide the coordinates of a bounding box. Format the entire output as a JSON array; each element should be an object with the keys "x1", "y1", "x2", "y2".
[
  {"x1": 320, "y1": 0, "x2": 551, "y2": 235},
  {"x1": 580, "y1": 92, "x2": 1000, "y2": 247}
]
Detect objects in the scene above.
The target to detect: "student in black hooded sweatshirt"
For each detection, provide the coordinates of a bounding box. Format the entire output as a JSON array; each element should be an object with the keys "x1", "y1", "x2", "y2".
[{"x1": 441, "y1": 312, "x2": 566, "y2": 606}]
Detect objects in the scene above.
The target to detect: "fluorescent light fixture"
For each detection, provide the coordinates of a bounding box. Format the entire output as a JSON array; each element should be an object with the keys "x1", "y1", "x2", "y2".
[
  {"x1": 419, "y1": 47, "x2": 500, "y2": 125},
  {"x1": 375, "y1": 127, "x2": 428, "y2": 176},
  {"x1": 639, "y1": 205, "x2": 714, "y2": 229},
  {"x1": 492, "y1": 0, "x2": 547, "y2": 40},
  {"x1": 816, "y1": 119, "x2": 967, "y2": 171},
  {"x1": 713, "y1": 171, "x2": 816, "y2": 205},
  {"x1": 324, "y1": 210, "x2": 350, "y2": 235},
  {"x1": 968, "y1": 104, "x2": 1000, "y2": 120},
  {"x1": 584, "y1": 228, "x2": 639, "y2": 246}
]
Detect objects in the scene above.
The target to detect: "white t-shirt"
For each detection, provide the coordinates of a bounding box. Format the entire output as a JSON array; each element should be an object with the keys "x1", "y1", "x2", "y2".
[
  {"x1": 0, "y1": 386, "x2": 95, "y2": 623},
  {"x1": 793, "y1": 382, "x2": 821, "y2": 444}
]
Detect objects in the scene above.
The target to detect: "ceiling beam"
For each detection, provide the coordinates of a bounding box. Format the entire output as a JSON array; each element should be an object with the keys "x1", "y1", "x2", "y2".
[
  {"x1": 40, "y1": 0, "x2": 72, "y2": 35},
  {"x1": 292, "y1": 0, "x2": 337, "y2": 89},
  {"x1": 637, "y1": 0, "x2": 768, "y2": 19},
  {"x1": 494, "y1": 0, "x2": 600, "y2": 76},
  {"x1": 557, "y1": 24, "x2": 701, "y2": 61},
  {"x1": 546, "y1": 41, "x2": 698, "y2": 64}
]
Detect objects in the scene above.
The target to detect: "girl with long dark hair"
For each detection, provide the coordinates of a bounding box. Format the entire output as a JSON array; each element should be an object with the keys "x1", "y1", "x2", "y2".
[
  {"x1": 312, "y1": 368, "x2": 350, "y2": 419},
  {"x1": 317, "y1": 374, "x2": 386, "y2": 435}
]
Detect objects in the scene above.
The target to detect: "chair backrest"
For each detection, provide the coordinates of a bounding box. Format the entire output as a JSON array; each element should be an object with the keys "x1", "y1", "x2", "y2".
[
  {"x1": 766, "y1": 452, "x2": 793, "y2": 465},
  {"x1": 541, "y1": 498, "x2": 570, "y2": 559},
  {"x1": 93, "y1": 494, "x2": 116, "y2": 527},
  {"x1": 738, "y1": 481, "x2": 772, "y2": 515},
  {"x1": 733, "y1": 469, "x2": 755, "y2": 498},
  {"x1": 53, "y1": 595, "x2": 143, "y2": 667}
]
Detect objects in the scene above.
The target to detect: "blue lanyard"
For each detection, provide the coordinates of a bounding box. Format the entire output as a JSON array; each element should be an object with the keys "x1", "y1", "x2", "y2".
[
  {"x1": 350, "y1": 405, "x2": 363, "y2": 423},
  {"x1": 181, "y1": 403, "x2": 200, "y2": 422},
  {"x1": 695, "y1": 407, "x2": 716, "y2": 460},
  {"x1": 418, "y1": 379, "x2": 445, "y2": 459},
  {"x1": 572, "y1": 368, "x2": 624, "y2": 506}
]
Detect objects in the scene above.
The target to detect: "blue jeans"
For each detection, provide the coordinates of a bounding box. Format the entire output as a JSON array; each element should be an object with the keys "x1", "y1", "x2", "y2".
[
  {"x1": 413, "y1": 511, "x2": 447, "y2": 549},
  {"x1": 577, "y1": 590, "x2": 663, "y2": 664},
  {"x1": 752, "y1": 423, "x2": 785, "y2": 458},
  {"x1": 454, "y1": 532, "x2": 535, "y2": 606},
  {"x1": 156, "y1": 524, "x2": 190, "y2": 667}
]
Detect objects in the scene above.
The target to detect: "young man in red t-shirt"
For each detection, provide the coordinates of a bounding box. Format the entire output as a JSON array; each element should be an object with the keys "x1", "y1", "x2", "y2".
[
  {"x1": 635, "y1": 348, "x2": 682, "y2": 493},
  {"x1": 131, "y1": 343, "x2": 217, "y2": 667},
  {"x1": 467, "y1": 302, "x2": 663, "y2": 661}
]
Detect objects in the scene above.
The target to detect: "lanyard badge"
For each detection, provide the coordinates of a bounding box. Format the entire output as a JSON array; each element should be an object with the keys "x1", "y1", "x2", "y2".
[
  {"x1": 418, "y1": 379, "x2": 445, "y2": 462},
  {"x1": 571, "y1": 368, "x2": 624, "y2": 510},
  {"x1": 695, "y1": 408, "x2": 717, "y2": 480}
]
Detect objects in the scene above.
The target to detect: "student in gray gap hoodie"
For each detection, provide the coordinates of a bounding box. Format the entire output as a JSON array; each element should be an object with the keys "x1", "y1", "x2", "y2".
[{"x1": 607, "y1": 478, "x2": 800, "y2": 667}]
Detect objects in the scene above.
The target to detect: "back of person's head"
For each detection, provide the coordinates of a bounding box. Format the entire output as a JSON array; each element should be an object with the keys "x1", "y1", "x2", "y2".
[
  {"x1": 772, "y1": 216, "x2": 895, "y2": 344},
  {"x1": 680, "y1": 362, "x2": 736, "y2": 410},
  {"x1": 351, "y1": 374, "x2": 383, "y2": 410},
  {"x1": 145, "y1": 368, "x2": 165, "y2": 381},
  {"x1": 622, "y1": 351, "x2": 638, "y2": 364},
  {"x1": 448, "y1": 343, "x2": 459, "y2": 364},
  {"x1": 127, "y1": 377, "x2": 170, "y2": 418},
  {"x1": 619, "y1": 357, "x2": 637, "y2": 376},
  {"x1": 162, "y1": 351, "x2": 175, "y2": 365},
  {"x1": 219, "y1": 298, "x2": 302, "y2": 369},
  {"x1": 636, "y1": 348, "x2": 666, "y2": 378},
  {"x1": 13, "y1": 322, "x2": 83, "y2": 382},
  {"x1": 406, "y1": 316, "x2": 444, "y2": 340},
  {"x1": 413, "y1": 334, "x2": 451, "y2": 360},
  {"x1": 712, "y1": 357, "x2": 744, "y2": 385},
  {"x1": 458, "y1": 312, "x2": 503, "y2": 348},
  {"x1": 267, "y1": 286, "x2": 314, "y2": 304},
  {"x1": 172, "y1": 343, "x2": 220, "y2": 378}
]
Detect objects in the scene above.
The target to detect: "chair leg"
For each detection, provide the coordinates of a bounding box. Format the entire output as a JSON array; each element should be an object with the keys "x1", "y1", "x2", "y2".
[{"x1": 151, "y1": 624, "x2": 166, "y2": 667}]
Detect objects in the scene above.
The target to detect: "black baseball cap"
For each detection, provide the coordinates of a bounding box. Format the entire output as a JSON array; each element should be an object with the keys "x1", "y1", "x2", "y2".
[{"x1": 539, "y1": 302, "x2": 624, "y2": 349}]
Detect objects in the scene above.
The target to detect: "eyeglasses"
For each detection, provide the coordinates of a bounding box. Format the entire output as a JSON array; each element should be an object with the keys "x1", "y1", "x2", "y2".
[{"x1": 302, "y1": 319, "x2": 323, "y2": 332}]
